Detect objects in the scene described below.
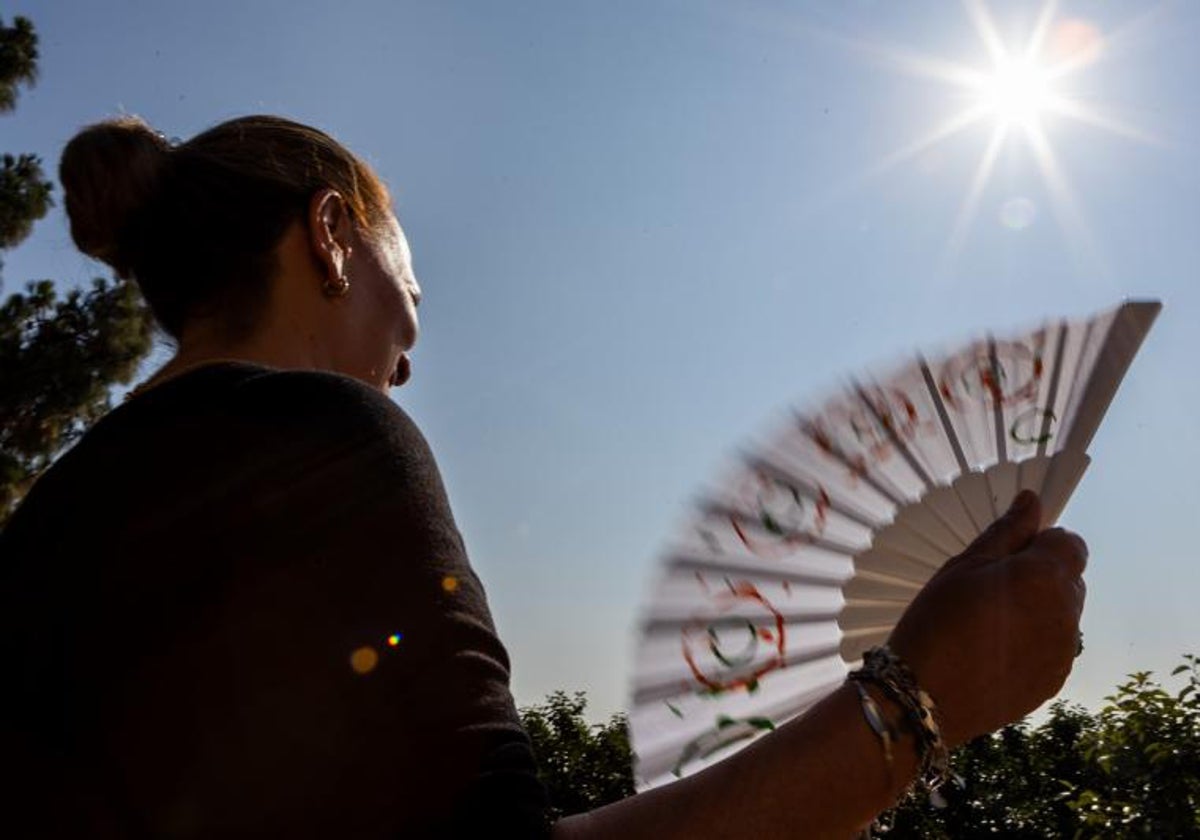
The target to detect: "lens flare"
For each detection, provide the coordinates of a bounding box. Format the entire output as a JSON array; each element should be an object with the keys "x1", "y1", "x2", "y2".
[
  {"x1": 350, "y1": 646, "x2": 379, "y2": 675},
  {"x1": 1000, "y1": 197, "x2": 1038, "y2": 230}
]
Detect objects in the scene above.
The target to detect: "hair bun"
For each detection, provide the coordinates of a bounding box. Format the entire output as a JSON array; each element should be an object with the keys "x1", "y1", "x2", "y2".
[{"x1": 59, "y1": 116, "x2": 172, "y2": 278}]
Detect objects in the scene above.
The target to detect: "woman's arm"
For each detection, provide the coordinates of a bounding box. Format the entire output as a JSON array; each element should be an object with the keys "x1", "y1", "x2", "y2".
[
  {"x1": 556, "y1": 490, "x2": 1087, "y2": 839},
  {"x1": 558, "y1": 681, "x2": 915, "y2": 839}
]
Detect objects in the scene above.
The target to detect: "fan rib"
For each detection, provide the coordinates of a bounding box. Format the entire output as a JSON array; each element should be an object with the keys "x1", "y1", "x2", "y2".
[
  {"x1": 1056, "y1": 317, "x2": 1099, "y2": 454},
  {"x1": 743, "y1": 453, "x2": 879, "y2": 530},
  {"x1": 988, "y1": 336, "x2": 1008, "y2": 464},
  {"x1": 641, "y1": 606, "x2": 841, "y2": 635},
  {"x1": 871, "y1": 523, "x2": 954, "y2": 568},
  {"x1": 699, "y1": 501, "x2": 867, "y2": 558},
  {"x1": 630, "y1": 643, "x2": 843, "y2": 706},
  {"x1": 851, "y1": 378, "x2": 934, "y2": 488},
  {"x1": 794, "y1": 412, "x2": 907, "y2": 507},
  {"x1": 952, "y1": 471, "x2": 994, "y2": 533},
  {"x1": 1063, "y1": 301, "x2": 1161, "y2": 453},
  {"x1": 920, "y1": 354, "x2": 970, "y2": 474},
  {"x1": 918, "y1": 484, "x2": 978, "y2": 545},
  {"x1": 838, "y1": 602, "x2": 908, "y2": 629},
  {"x1": 665, "y1": 553, "x2": 847, "y2": 589},
  {"x1": 842, "y1": 571, "x2": 922, "y2": 602},
  {"x1": 852, "y1": 548, "x2": 938, "y2": 585},
  {"x1": 1037, "y1": 320, "x2": 1071, "y2": 459}
]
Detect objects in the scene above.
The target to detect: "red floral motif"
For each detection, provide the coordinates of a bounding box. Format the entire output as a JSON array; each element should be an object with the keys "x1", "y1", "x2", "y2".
[{"x1": 682, "y1": 580, "x2": 787, "y2": 695}]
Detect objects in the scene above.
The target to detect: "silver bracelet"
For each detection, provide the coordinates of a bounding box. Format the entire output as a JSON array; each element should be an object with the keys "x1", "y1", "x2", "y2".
[
  {"x1": 852, "y1": 679, "x2": 898, "y2": 770},
  {"x1": 847, "y1": 645, "x2": 951, "y2": 794}
]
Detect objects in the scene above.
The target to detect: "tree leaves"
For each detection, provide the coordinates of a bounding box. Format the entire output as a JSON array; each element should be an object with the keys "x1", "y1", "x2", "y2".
[
  {"x1": 520, "y1": 656, "x2": 1200, "y2": 838},
  {"x1": 519, "y1": 691, "x2": 636, "y2": 824},
  {"x1": 0, "y1": 277, "x2": 153, "y2": 524},
  {"x1": 0, "y1": 15, "x2": 154, "y2": 527},
  {"x1": 0, "y1": 16, "x2": 38, "y2": 113},
  {"x1": 0, "y1": 152, "x2": 52, "y2": 251},
  {"x1": 882, "y1": 655, "x2": 1200, "y2": 838}
]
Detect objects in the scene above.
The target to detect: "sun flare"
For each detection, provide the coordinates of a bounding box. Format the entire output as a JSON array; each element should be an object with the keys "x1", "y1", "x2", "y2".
[
  {"x1": 848, "y1": 0, "x2": 1153, "y2": 272},
  {"x1": 976, "y1": 56, "x2": 1055, "y2": 129}
]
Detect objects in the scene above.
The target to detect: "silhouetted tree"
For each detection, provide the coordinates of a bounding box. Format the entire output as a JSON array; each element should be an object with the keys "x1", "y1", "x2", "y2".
[
  {"x1": 0, "y1": 279, "x2": 153, "y2": 522},
  {"x1": 0, "y1": 17, "x2": 51, "y2": 253},
  {"x1": 520, "y1": 690, "x2": 636, "y2": 824},
  {"x1": 0, "y1": 16, "x2": 154, "y2": 526},
  {"x1": 522, "y1": 657, "x2": 1200, "y2": 838},
  {"x1": 0, "y1": 15, "x2": 38, "y2": 113},
  {"x1": 882, "y1": 655, "x2": 1200, "y2": 838}
]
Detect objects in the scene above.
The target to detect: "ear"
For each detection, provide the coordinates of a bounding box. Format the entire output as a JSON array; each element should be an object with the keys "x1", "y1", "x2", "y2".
[{"x1": 306, "y1": 188, "x2": 355, "y2": 284}]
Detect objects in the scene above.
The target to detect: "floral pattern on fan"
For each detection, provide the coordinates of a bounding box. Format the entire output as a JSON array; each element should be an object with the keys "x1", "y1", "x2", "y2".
[
  {"x1": 630, "y1": 301, "x2": 1161, "y2": 791},
  {"x1": 671, "y1": 714, "x2": 777, "y2": 778},
  {"x1": 725, "y1": 470, "x2": 830, "y2": 559},
  {"x1": 681, "y1": 580, "x2": 786, "y2": 696},
  {"x1": 1010, "y1": 406, "x2": 1058, "y2": 444},
  {"x1": 938, "y1": 336, "x2": 1046, "y2": 409},
  {"x1": 812, "y1": 387, "x2": 922, "y2": 471}
]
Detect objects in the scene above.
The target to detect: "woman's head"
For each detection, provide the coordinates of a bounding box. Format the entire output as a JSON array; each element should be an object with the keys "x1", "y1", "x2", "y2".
[{"x1": 59, "y1": 115, "x2": 417, "y2": 387}]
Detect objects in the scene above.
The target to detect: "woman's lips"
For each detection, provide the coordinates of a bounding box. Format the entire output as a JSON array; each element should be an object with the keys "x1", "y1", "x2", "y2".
[{"x1": 390, "y1": 354, "x2": 411, "y2": 387}]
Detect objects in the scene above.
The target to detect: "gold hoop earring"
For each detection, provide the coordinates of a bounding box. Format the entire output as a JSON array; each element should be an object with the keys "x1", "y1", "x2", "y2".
[{"x1": 322, "y1": 273, "x2": 350, "y2": 298}]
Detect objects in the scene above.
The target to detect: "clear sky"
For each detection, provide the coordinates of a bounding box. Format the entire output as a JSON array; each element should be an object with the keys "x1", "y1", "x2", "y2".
[{"x1": 6, "y1": 0, "x2": 1199, "y2": 720}]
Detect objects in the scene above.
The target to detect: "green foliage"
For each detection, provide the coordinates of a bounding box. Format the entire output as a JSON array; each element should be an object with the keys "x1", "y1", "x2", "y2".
[
  {"x1": 0, "y1": 278, "x2": 154, "y2": 523},
  {"x1": 0, "y1": 16, "x2": 38, "y2": 113},
  {"x1": 521, "y1": 658, "x2": 1200, "y2": 837},
  {"x1": 1067, "y1": 656, "x2": 1200, "y2": 836},
  {"x1": 0, "y1": 14, "x2": 154, "y2": 527},
  {"x1": 0, "y1": 16, "x2": 51, "y2": 256},
  {"x1": 520, "y1": 690, "x2": 636, "y2": 822},
  {"x1": 880, "y1": 655, "x2": 1200, "y2": 838},
  {"x1": 0, "y1": 152, "x2": 53, "y2": 250}
]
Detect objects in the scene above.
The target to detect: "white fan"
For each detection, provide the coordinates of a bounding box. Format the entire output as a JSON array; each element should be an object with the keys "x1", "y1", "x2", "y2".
[{"x1": 628, "y1": 300, "x2": 1160, "y2": 790}]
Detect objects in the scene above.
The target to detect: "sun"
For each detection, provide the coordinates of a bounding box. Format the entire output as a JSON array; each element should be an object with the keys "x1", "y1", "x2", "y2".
[
  {"x1": 976, "y1": 56, "x2": 1055, "y2": 129},
  {"x1": 849, "y1": 0, "x2": 1153, "y2": 270}
]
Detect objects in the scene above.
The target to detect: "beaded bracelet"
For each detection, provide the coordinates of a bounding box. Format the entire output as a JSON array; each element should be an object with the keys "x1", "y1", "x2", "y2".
[{"x1": 847, "y1": 645, "x2": 951, "y2": 794}]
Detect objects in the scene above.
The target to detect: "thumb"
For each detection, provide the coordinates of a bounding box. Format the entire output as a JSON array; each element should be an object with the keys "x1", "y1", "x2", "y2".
[{"x1": 965, "y1": 489, "x2": 1042, "y2": 559}]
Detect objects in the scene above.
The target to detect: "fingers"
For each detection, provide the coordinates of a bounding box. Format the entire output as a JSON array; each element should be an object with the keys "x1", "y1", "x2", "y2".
[
  {"x1": 1024, "y1": 527, "x2": 1089, "y2": 578},
  {"x1": 963, "y1": 490, "x2": 1043, "y2": 560}
]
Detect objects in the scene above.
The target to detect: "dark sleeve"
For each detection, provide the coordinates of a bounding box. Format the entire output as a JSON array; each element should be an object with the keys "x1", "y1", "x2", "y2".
[{"x1": 105, "y1": 372, "x2": 549, "y2": 838}]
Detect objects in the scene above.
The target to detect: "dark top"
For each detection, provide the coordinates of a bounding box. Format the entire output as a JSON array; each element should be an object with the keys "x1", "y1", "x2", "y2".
[{"x1": 0, "y1": 363, "x2": 549, "y2": 838}]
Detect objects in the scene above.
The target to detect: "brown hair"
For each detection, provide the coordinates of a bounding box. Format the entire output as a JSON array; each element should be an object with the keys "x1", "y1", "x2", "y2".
[{"x1": 59, "y1": 114, "x2": 392, "y2": 341}]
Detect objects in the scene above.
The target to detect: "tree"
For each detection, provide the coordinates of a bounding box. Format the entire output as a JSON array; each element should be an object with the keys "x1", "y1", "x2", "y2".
[
  {"x1": 1068, "y1": 656, "x2": 1200, "y2": 836},
  {"x1": 0, "y1": 16, "x2": 154, "y2": 527},
  {"x1": 521, "y1": 657, "x2": 1200, "y2": 838},
  {"x1": 0, "y1": 17, "x2": 51, "y2": 254},
  {"x1": 879, "y1": 656, "x2": 1200, "y2": 838},
  {"x1": 0, "y1": 279, "x2": 153, "y2": 521},
  {"x1": 0, "y1": 15, "x2": 38, "y2": 113},
  {"x1": 520, "y1": 690, "x2": 636, "y2": 824}
]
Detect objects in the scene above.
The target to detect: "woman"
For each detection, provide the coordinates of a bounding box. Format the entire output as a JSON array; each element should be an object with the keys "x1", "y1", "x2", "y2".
[{"x1": 0, "y1": 115, "x2": 1087, "y2": 838}]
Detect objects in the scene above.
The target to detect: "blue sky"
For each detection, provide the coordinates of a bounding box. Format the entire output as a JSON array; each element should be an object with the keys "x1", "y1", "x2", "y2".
[{"x1": 6, "y1": 0, "x2": 1199, "y2": 719}]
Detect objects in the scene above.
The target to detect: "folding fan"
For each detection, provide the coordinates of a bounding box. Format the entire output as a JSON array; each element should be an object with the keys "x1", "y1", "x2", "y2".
[{"x1": 628, "y1": 300, "x2": 1160, "y2": 790}]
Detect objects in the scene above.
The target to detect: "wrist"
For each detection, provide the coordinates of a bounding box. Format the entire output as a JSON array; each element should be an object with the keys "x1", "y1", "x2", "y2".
[
  {"x1": 848, "y1": 646, "x2": 952, "y2": 795},
  {"x1": 855, "y1": 680, "x2": 922, "y2": 769}
]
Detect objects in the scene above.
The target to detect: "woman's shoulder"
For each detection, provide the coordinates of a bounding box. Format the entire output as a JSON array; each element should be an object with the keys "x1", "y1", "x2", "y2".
[
  {"x1": 107, "y1": 361, "x2": 427, "y2": 448},
  {"x1": 7, "y1": 364, "x2": 430, "y2": 539}
]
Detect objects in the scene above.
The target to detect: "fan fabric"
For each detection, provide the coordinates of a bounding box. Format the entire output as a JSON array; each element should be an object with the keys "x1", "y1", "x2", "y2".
[{"x1": 628, "y1": 301, "x2": 1160, "y2": 789}]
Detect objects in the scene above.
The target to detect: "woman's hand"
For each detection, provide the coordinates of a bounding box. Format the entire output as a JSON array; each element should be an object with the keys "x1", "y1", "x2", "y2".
[
  {"x1": 557, "y1": 489, "x2": 1089, "y2": 840},
  {"x1": 887, "y1": 489, "x2": 1088, "y2": 748}
]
